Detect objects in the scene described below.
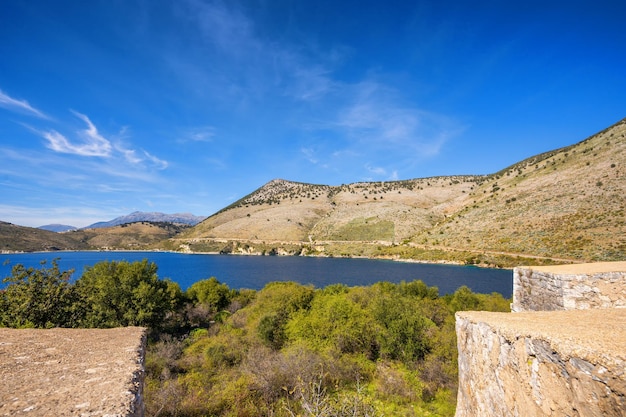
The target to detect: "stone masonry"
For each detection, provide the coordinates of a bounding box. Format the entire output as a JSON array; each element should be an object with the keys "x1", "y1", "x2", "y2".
[
  {"x1": 0, "y1": 327, "x2": 146, "y2": 417},
  {"x1": 455, "y1": 262, "x2": 626, "y2": 417},
  {"x1": 511, "y1": 262, "x2": 626, "y2": 312}
]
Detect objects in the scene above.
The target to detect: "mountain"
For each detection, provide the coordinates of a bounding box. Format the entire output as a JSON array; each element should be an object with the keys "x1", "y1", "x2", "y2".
[
  {"x1": 0, "y1": 221, "x2": 89, "y2": 252},
  {"x1": 38, "y1": 224, "x2": 78, "y2": 233},
  {"x1": 85, "y1": 211, "x2": 206, "y2": 229},
  {"x1": 0, "y1": 221, "x2": 192, "y2": 252},
  {"x1": 177, "y1": 117, "x2": 626, "y2": 264},
  {"x1": 3, "y1": 118, "x2": 624, "y2": 264}
]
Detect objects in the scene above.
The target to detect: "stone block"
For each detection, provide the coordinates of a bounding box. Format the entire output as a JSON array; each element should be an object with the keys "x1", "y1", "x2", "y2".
[
  {"x1": 455, "y1": 309, "x2": 626, "y2": 417},
  {"x1": 0, "y1": 327, "x2": 146, "y2": 417}
]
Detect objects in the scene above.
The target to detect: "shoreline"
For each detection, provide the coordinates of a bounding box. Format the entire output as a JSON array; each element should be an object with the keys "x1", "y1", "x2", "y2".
[{"x1": 0, "y1": 248, "x2": 512, "y2": 270}]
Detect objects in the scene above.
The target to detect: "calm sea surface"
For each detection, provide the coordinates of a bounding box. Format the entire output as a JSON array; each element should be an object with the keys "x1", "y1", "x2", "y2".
[{"x1": 0, "y1": 251, "x2": 513, "y2": 297}]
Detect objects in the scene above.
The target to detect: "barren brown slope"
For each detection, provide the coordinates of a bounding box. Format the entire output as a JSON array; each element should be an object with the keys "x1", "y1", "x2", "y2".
[
  {"x1": 184, "y1": 180, "x2": 335, "y2": 241},
  {"x1": 0, "y1": 221, "x2": 190, "y2": 252},
  {"x1": 0, "y1": 222, "x2": 90, "y2": 252},
  {"x1": 308, "y1": 176, "x2": 479, "y2": 242},
  {"x1": 181, "y1": 118, "x2": 625, "y2": 263},
  {"x1": 415, "y1": 117, "x2": 626, "y2": 262},
  {"x1": 182, "y1": 176, "x2": 482, "y2": 243},
  {"x1": 79, "y1": 221, "x2": 191, "y2": 249}
]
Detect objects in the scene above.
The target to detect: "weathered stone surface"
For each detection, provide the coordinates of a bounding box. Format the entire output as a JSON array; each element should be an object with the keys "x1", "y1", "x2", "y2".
[
  {"x1": 512, "y1": 262, "x2": 626, "y2": 312},
  {"x1": 0, "y1": 327, "x2": 146, "y2": 417},
  {"x1": 455, "y1": 309, "x2": 626, "y2": 417}
]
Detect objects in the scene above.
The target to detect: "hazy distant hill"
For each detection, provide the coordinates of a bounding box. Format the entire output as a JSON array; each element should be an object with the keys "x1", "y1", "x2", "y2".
[
  {"x1": 178, "y1": 117, "x2": 626, "y2": 264},
  {"x1": 0, "y1": 221, "x2": 89, "y2": 252},
  {"x1": 76, "y1": 221, "x2": 192, "y2": 249},
  {"x1": 38, "y1": 224, "x2": 79, "y2": 233},
  {"x1": 85, "y1": 211, "x2": 206, "y2": 229},
  {"x1": 0, "y1": 221, "x2": 193, "y2": 252}
]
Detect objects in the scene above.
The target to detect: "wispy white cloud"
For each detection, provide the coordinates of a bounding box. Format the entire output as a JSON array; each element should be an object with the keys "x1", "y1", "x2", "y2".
[
  {"x1": 42, "y1": 111, "x2": 112, "y2": 157},
  {"x1": 301, "y1": 147, "x2": 318, "y2": 164},
  {"x1": 335, "y1": 81, "x2": 459, "y2": 156},
  {"x1": 142, "y1": 150, "x2": 169, "y2": 170},
  {"x1": 204, "y1": 157, "x2": 227, "y2": 170},
  {"x1": 277, "y1": 53, "x2": 335, "y2": 102},
  {"x1": 34, "y1": 111, "x2": 168, "y2": 171},
  {"x1": 178, "y1": 126, "x2": 216, "y2": 143},
  {"x1": 173, "y1": 1, "x2": 337, "y2": 105},
  {"x1": 113, "y1": 144, "x2": 167, "y2": 170},
  {"x1": 365, "y1": 164, "x2": 387, "y2": 176},
  {"x1": 172, "y1": 1, "x2": 460, "y2": 182},
  {"x1": 0, "y1": 89, "x2": 50, "y2": 119},
  {"x1": 0, "y1": 203, "x2": 120, "y2": 228},
  {"x1": 118, "y1": 147, "x2": 143, "y2": 165},
  {"x1": 296, "y1": 80, "x2": 464, "y2": 180},
  {"x1": 363, "y1": 165, "x2": 400, "y2": 181},
  {"x1": 187, "y1": 0, "x2": 255, "y2": 60}
]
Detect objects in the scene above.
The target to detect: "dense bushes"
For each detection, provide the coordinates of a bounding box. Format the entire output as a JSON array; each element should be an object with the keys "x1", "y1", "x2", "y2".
[
  {"x1": 0, "y1": 259, "x2": 182, "y2": 330},
  {"x1": 143, "y1": 278, "x2": 509, "y2": 416},
  {"x1": 77, "y1": 259, "x2": 182, "y2": 328},
  {"x1": 0, "y1": 259, "x2": 82, "y2": 328},
  {"x1": 1, "y1": 259, "x2": 510, "y2": 416}
]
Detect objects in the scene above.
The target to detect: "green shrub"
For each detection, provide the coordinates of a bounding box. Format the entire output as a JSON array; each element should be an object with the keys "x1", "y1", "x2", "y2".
[
  {"x1": 0, "y1": 259, "x2": 82, "y2": 328},
  {"x1": 76, "y1": 259, "x2": 181, "y2": 329}
]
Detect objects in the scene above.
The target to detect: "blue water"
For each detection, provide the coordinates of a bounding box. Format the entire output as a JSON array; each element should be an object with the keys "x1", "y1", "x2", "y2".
[{"x1": 0, "y1": 251, "x2": 513, "y2": 297}]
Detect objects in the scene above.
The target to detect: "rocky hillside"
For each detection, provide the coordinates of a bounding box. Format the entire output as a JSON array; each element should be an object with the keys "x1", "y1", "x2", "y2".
[
  {"x1": 0, "y1": 221, "x2": 91, "y2": 252},
  {"x1": 180, "y1": 117, "x2": 626, "y2": 263},
  {"x1": 418, "y1": 118, "x2": 626, "y2": 261},
  {"x1": 0, "y1": 221, "x2": 191, "y2": 252},
  {"x1": 187, "y1": 176, "x2": 480, "y2": 243}
]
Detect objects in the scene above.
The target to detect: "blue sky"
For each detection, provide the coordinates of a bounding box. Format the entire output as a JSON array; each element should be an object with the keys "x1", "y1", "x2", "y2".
[{"x1": 1, "y1": 0, "x2": 625, "y2": 228}]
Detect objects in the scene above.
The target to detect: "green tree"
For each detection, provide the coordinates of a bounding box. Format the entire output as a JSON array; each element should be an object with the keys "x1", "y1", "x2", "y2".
[
  {"x1": 286, "y1": 292, "x2": 381, "y2": 357},
  {"x1": 186, "y1": 277, "x2": 234, "y2": 312},
  {"x1": 253, "y1": 282, "x2": 314, "y2": 350},
  {"x1": 398, "y1": 279, "x2": 439, "y2": 299},
  {"x1": 76, "y1": 259, "x2": 181, "y2": 329},
  {"x1": 0, "y1": 259, "x2": 83, "y2": 328},
  {"x1": 449, "y1": 285, "x2": 481, "y2": 312},
  {"x1": 373, "y1": 295, "x2": 434, "y2": 362}
]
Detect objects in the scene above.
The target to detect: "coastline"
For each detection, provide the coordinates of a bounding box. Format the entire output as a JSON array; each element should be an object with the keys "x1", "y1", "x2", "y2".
[{"x1": 0, "y1": 247, "x2": 512, "y2": 270}]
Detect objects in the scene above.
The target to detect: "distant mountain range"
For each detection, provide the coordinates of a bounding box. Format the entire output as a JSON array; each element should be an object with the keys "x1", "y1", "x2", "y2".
[
  {"x1": 83, "y1": 211, "x2": 206, "y2": 229},
  {"x1": 38, "y1": 224, "x2": 79, "y2": 233},
  {"x1": 38, "y1": 211, "x2": 206, "y2": 232}
]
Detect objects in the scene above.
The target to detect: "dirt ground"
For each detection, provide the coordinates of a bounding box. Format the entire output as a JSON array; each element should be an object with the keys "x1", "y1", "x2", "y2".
[{"x1": 0, "y1": 327, "x2": 146, "y2": 417}]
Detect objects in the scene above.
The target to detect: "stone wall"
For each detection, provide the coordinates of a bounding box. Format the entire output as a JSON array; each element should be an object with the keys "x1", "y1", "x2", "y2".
[
  {"x1": 511, "y1": 262, "x2": 626, "y2": 312},
  {"x1": 455, "y1": 262, "x2": 626, "y2": 417},
  {"x1": 456, "y1": 309, "x2": 626, "y2": 417},
  {"x1": 0, "y1": 327, "x2": 146, "y2": 416}
]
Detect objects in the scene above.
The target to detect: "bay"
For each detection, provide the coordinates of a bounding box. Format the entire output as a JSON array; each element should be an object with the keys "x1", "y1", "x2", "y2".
[{"x1": 0, "y1": 251, "x2": 513, "y2": 297}]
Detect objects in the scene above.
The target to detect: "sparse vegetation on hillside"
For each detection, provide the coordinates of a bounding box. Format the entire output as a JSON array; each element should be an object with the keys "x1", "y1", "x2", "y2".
[
  {"x1": 0, "y1": 221, "x2": 92, "y2": 252},
  {"x1": 179, "y1": 118, "x2": 626, "y2": 264},
  {"x1": 417, "y1": 118, "x2": 626, "y2": 261},
  {"x1": 0, "y1": 221, "x2": 192, "y2": 252}
]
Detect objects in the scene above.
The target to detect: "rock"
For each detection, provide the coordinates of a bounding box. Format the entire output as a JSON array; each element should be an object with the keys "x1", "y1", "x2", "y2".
[
  {"x1": 456, "y1": 261, "x2": 626, "y2": 417},
  {"x1": 455, "y1": 309, "x2": 626, "y2": 417}
]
